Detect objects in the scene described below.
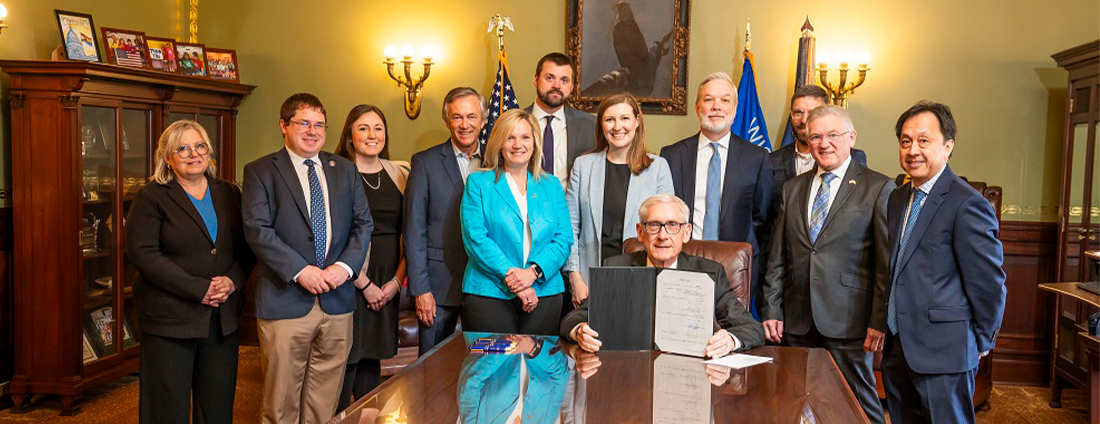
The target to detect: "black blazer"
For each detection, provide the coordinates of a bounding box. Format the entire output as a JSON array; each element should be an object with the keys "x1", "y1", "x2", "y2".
[
  {"x1": 559, "y1": 252, "x2": 765, "y2": 350},
  {"x1": 126, "y1": 177, "x2": 255, "y2": 339}
]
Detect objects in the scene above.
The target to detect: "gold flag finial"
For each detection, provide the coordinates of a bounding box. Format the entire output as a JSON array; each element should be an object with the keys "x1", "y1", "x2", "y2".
[
  {"x1": 487, "y1": 14, "x2": 514, "y2": 53},
  {"x1": 745, "y1": 20, "x2": 752, "y2": 53}
]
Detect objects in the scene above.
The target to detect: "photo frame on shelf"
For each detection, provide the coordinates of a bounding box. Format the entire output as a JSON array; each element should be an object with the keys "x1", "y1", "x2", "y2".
[
  {"x1": 83, "y1": 307, "x2": 115, "y2": 357},
  {"x1": 82, "y1": 332, "x2": 98, "y2": 364},
  {"x1": 146, "y1": 36, "x2": 179, "y2": 73},
  {"x1": 55, "y1": 10, "x2": 101, "y2": 62},
  {"x1": 175, "y1": 42, "x2": 208, "y2": 77},
  {"x1": 100, "y1": 27, "x2": 152, "y2": 69},
  {"x1": 122, "y1": 317, "x2": 137, "y2": 348},
  {"x1": 204, "y1": 48, "x2": 240, "y2": 83}
]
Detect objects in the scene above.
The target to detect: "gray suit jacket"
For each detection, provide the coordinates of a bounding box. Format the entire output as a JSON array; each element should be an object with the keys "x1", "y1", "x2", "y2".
[
  {"x1": 242, "y1": 148, "x2": 373, "y2": 320},
  {"x1": 560, "y1": 252, "x2": 765, "y2": 351},
  {"x1": 762, "y1": 161, "x2": 895, "y2": 339},
  {"x1": 564, "y1": 151, "x2": 674, "y2": 283},
  {"x1": 524, "y1": 104, "x2": 596, "y2": 179}
]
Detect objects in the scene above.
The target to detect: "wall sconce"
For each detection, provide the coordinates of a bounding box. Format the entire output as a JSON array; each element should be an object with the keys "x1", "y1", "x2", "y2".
[
  {"x1": 383, "y1": 45, "x2": 434, "y2": 119},
  {"x1": 0, "y1": 4, "x2": 10, "y2": 38},
  {"x1": 816, "y1": 50, "x2": 871, "y2": 109}
]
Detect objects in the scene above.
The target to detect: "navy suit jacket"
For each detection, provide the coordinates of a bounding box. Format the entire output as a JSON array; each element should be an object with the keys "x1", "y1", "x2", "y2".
[
  {"x1": 242, "y1": 148, "x2": 373, "y2": 320},
  {"x1": 887, "y1": 165, "x2": 1006, "y2": 374},
  {"x1": 660, "y1": 132, "x2": 773, "y2": 270},
  {"x1": 769, "y1": 143, "x2": 867, "y2": 212},
  {"x1": 405, "y1": 140, "x2": 481, "y2": 307}
]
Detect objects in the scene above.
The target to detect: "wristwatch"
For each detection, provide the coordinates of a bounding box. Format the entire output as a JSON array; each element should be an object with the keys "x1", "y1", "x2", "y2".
[{"x1": 530, "y1": 263, "x2": 544, "y2": 280}]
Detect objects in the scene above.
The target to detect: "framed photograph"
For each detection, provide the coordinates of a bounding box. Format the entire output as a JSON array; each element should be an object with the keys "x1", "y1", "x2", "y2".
[
  {"x1": 55, "y1": 10, "x2": 101, "y2": 62},
  {"x1": 205, "y1": 48, "x2": 240, "y2": 83},
  {"x1": 566, "y1": 0, "x2": 692, "y2": 115},
  {"x1": 82, "y1": 332, "x2": 98, "y2": 364},
  {"x1": 146, "y1": 36, "x2": 179, "y2": 73},
  {"x1": 175, "y1": 42, "x2": 208, "y2": 77},
  {"x1": 101, "y1": 27, "x2": 152, "y2": 69}
]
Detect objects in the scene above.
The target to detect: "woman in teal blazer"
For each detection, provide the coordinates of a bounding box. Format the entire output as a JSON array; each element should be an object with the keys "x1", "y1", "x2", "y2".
[{"x1": 461, "y1": 108, "x2": 573, "y2": 335}]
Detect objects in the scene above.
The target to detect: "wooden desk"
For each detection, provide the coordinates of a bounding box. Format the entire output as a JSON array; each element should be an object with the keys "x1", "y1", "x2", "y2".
[
  {"x1": 330, "y1": 333, "x2": 869, "y2": 424},
  {"x1": 1039, "y1": 283, "x2": 1100, "y2": 410}
]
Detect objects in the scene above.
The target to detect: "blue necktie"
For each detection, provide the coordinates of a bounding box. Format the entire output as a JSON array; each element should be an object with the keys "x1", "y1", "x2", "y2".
[
  {"x1": 703, "y1": 142, "x2": 722, "y2": 240},
  {"x1": 808, "y1": 172, "x2": 837, "y2": 243},
  {"x1": 305, "y1": 159, "x2": 327, "y2": 267},
  {"x1": 542, "y1": 116, "x2": 554, "y2": 174},
  {"x1": 887, "y1": 189, "x2": 927, "y2": 334}
]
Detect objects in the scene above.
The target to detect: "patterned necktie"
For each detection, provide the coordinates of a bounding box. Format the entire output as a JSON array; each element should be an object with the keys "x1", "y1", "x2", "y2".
[
  {"x1": 808, "y1": 172, "x2": 837, "y2": 243},
  {"x1": 542, "y1": 115, "x2": 554, "y2": 174},
  {"x1": 703, "y1": 142, "x2": 722, "y2": 240},
  {"x1": 887, "y1": 189, "x2": 928, "y2": 335},
  {"x1": 305, "y1": 159, "x2": 327, "y2": 267}
]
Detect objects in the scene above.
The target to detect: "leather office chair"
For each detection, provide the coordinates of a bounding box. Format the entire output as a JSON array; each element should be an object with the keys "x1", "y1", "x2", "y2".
[
  {"x1": 873, "y1": 175, "x2": 1002, "y2": 410},
  {"x1": 622, "y1": 238, "x2": 754, "y2": 311}
]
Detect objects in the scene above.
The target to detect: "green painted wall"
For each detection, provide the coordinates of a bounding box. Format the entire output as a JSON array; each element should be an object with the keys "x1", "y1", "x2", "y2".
[{"x1": 1, "y1": 0, "x2": 1097, "y2": 222}]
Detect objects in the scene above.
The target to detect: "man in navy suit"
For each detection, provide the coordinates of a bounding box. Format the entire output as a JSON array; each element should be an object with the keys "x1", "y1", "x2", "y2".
[
  {"x1": 660, "y1": 72, "x2": 773, "y2": 316},
  {"x1": 882, "y1": 101, "x2": 1006, "y2": 424},
  {"x1": 243, "y1": 93, "x2": 373, "y2": 424},
  {"x1": 405, "y1": 87, "x2": 487, "y2": 354},
  {"x1": 770, "y1": 85, "x2": 867, "y2": 207}
]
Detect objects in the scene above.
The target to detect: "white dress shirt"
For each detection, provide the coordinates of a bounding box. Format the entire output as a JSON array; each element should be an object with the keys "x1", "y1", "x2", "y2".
[
  {"x1": 805, "y1": 156, "x2": 853, "y2": 224},
  {"x1": 504, "y1": 172, "x2": 531, "y2": 263},
  {"x1": 692, "y1": 132, "x2": 731, "y2": 240},
  {"x1": 794, "y1": 149, "x2": 815, "y2": 176},
  {"x1": 532, "y1": 105, "x2": 569, "y2": 183},
  {"x1": 285, "y1": 148, "x2": 352, "y2": 279}
]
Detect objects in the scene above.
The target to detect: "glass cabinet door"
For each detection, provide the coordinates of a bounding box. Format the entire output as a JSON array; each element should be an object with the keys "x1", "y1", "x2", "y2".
[
  {"x1": 198, "y1": 114, "x2": 222, "y2": 170},
  {"x1": 80, "y1": 105, "x2": 120, "y2": 364},
  {"x1": 121, "y1": 107, "x2": 151, "y2": 348}
]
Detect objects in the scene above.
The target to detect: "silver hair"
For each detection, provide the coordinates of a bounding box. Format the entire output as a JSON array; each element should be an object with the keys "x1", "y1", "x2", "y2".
[
  {"x1": 440, "y1": 87, "x2": 487, "y2": 121},
  {"x1": 696, "y1": 72, "x2": 738, "y2": 104},
  {"x1": 806, "y1": 104, "x2": 856, "y2": 133},
  {"x1": 638, "y1": 194, "x2": 691, "y2": 223}
]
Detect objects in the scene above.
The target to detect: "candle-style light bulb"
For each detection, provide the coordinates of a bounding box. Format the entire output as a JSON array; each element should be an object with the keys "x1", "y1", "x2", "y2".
[
  {"x1": 384, "y1": 45, "x2": 397, "y2": 60},
  {"x1": 817, "y1": 51, "x2": 832, "y2": 68},
  {"x1": 400, "y1": 45, "x2": 415, "y2": 59},
  {"x1": 838, "y1": 50, "x2": 851, "y2": 67},
  {"x1": 857, "y1": 51, "x2": 871, "y2": 66}
]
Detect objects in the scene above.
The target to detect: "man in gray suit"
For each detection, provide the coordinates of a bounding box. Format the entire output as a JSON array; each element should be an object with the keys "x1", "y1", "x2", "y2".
[
  {"x1": 525, "y1": 52, "x2": 596, "y2": 184},
  {"x1": 762, "y1": 105, "x2": 893, "y2": 424},
  {"x1": 243, "y1": 93, "x2": 373, "y2": 424},
  {"x1": 405, "y1": 87, "x2": 486, "y2": 354}
]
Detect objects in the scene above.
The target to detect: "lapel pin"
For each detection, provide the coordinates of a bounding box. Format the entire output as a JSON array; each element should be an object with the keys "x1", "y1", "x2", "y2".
[
  {"x1": 328, "y1": 160, "x2": 335, "y2": 167},
  {"x1": 848, "y1": 179, "x2": 857, "y2": 185}
]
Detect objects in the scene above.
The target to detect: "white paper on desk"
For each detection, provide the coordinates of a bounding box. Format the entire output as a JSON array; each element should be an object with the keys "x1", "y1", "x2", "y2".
[
  {"x1": 704, "y1": 353, "x2": 773, "y2": 369},
  {"x1": 654, "y1": 269, "x2": 714, "y2": 357},
  {"x1": 652, "y1": 354, "x2": 711, "y2": 424}
]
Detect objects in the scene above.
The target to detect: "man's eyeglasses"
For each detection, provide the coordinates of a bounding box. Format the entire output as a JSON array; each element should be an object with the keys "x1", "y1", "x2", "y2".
[
  {"x1": 808, "y1": 131, "x2": 850, "y2": 144},
  {"x1": 174, "y1": 143, "x2": 210, "y2": 158},
  {"x1": 641, "y1": 221, "x2": 688, "y2": 234},
  {"x1": 288, "y1": 119, "x2": 328, "y2": 132}
]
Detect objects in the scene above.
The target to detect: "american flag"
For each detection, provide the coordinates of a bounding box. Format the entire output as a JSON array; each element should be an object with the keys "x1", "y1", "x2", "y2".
[
  {"x1": 479, "y1": 49, "x2": 520, "y2": 144},
  {"x1": 115, "y1": 49, "x2": 146, "y2": 68}
]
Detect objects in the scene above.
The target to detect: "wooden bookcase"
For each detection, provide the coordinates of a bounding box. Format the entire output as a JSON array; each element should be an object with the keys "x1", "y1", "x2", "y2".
[{"x1": 0, "y1": 60, "x2": 254, "y2": 414}]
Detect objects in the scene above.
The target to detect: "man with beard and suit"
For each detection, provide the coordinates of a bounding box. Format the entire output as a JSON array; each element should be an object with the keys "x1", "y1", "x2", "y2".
[
  {"x1": 762, "y1": 105, "x2": 893, "y2": 424},
  {"x1": 243, "y1": 93, "x2": 373, "y2": 424},
  {"x1": 882, "y1": 101, "x2": 1006, "y2": 424},
  {"x1": 560, "y1": 194, "x2": 765, "y2": 356},
  {"x1": 405, "y1": 87, "x2": 487, "y2": 354},
  {"x1": 660, "y1": 72, "x2": 773, "y2": 316},
  {"x1": 525, "y1": 52, "x2": 596, "y2": 185},
  {"x1": 770, "y1": 85, "x2": 867, "y2": 205}
]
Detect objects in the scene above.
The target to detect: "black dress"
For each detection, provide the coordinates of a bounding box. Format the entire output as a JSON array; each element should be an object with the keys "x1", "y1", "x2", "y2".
[
  {"x1": 600, "y1": 161, "x2": 631, "y2": 263},
  {"x1": 348, "y1": 170, "x2": 402, "y2": 362}
]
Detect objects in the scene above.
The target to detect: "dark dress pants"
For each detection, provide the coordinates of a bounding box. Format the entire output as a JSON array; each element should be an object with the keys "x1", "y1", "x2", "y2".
[
  {"x1": 461, "y1": 293, "x2": 563, "y2": 336},
  {"x1": 785, "y1": 323, "x2": 885, "y2": 424},
  {"x1": 139, "y1": 318, "x2": 239, "y2": 424},
  {"x1": 418, "y1": 304, "x2": 461, "y2": 355},
  {"x1": 882, "y1": 334, "x2": 976, "y2": 424}
]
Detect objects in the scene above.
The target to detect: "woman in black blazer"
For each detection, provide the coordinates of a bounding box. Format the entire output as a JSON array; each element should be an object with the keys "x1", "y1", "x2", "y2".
[{"x1": 126, "y1": 120, "x2": 254, "y2": 424}]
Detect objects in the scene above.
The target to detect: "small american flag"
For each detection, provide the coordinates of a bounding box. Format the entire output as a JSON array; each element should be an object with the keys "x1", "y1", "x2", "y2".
[
  {"x1": 479, "y1": 49, "x2": 520, "y2": 144},
  {"x1": 115, "y1": 49, "x2": 146, "y2": 68}
]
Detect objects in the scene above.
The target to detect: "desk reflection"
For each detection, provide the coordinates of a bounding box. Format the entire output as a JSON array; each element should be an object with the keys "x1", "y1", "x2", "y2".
[{"x1": 329, "y1": 333, "x2": 866, "y2": 424}]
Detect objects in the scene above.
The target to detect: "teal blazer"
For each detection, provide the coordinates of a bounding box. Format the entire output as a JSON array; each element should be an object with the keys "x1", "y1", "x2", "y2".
[{"x1": 461, "y1": 170, "x2": 573, "y2": 299}]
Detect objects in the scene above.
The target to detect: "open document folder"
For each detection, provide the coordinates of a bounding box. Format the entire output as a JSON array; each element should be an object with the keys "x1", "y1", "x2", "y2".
[{"x1": 588, "y1": 267, "x2": 715, "y2": 357}]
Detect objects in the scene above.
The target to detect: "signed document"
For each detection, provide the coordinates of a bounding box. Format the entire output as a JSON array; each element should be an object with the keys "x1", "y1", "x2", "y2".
[{"x1": 654, "y1": 269, "x2": 715, "y2": 357}]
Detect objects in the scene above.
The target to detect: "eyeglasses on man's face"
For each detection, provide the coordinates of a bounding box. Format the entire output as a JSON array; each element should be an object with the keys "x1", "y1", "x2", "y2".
[
  {"x1": 808, "y1": 131, "x2": 851, "y2": 144},
  {"x1": 174, "y1": 142, "x2": 210, "y2": 158},
  {"x1": 642, "y1": 221, "x2": 688, "y2": 234},
  {"x1": 288, "y1": 119, "x2": 328, "y2": 132}
]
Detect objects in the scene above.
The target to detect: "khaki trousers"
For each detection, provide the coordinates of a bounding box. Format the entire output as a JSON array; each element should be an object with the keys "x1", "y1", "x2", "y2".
[{"x1": 258, "y1": 300, "x2": 353, "y2": 424}]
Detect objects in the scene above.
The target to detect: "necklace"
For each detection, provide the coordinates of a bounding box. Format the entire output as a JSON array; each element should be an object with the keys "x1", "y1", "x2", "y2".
[{"x1": 361, "y1": 172, "x2": 381, "y2": 190}]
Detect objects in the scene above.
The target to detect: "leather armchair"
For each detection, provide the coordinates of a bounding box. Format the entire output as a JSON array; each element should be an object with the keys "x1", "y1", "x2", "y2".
[
  {"x1": 622, "y1": 238, "x2": 754, "y2": 311},
  {"x1": 873, "y1": 175, "x2": 1002, "y2": 410}
]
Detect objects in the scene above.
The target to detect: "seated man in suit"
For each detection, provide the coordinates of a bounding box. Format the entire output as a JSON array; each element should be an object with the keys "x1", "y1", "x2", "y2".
[{"x1": 559, "y1": 194, "x2": 765, "y2": 357}]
